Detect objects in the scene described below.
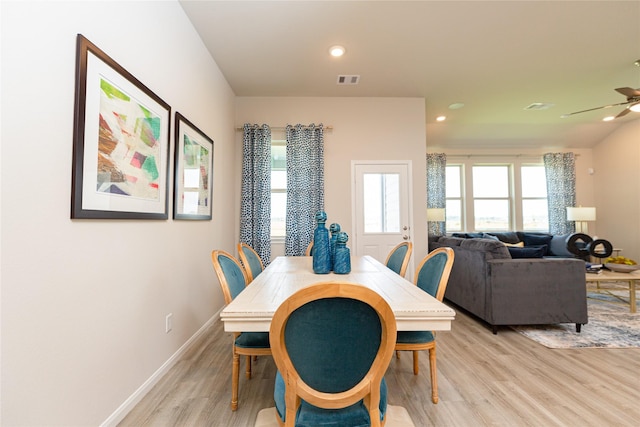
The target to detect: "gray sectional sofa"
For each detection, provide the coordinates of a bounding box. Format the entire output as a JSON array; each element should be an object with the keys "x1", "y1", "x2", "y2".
[{"x1": 430, "y1": 235, "x2": 588, "y2": 334}]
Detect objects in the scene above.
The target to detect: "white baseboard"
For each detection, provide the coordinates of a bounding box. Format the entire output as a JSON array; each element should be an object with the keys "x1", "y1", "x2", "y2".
[{"x1": 100, "y1": 308, "x2": 222, "y2": 426}]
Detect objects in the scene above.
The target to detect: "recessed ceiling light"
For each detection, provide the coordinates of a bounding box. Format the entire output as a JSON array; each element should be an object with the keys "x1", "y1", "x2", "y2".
[
  {"x1": 436, "y1": 115, "x2": 447, "y2": 122},
  {"x1": 602, "y1": 116, "x2": 615, "y2": 121},
  {"x1": 329, "y1": 45, "x2": 345, "y2": 57},
  {"x1": 448, "y1": 102, "x2": 465, "y2": 110}
]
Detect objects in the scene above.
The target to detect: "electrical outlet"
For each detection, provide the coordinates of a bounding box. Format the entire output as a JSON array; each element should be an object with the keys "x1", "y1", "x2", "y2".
[{"x1": 165, "y1": 313, "x2": 173, "y2": 333}]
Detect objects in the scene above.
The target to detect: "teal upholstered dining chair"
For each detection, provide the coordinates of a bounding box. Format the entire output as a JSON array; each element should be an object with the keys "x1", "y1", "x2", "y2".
[
  {"x1": 210, "y1": 250, "x2": 271, "y2": 411},
  {"x1": 394, "y1": 247, "x2": 454, "y2": 404},
  {"x1": 305, "y1": 240, "x2": 314, "y2": 256},
  {"x1": 385, "y1": 241, "x2": 413, "y2": 277},
  {"x1": 237, "y1": 242, "x2": 264, "y2": 283},
  {"x1": 269, "y1": 282, "x2": 397, "y2": 427}
]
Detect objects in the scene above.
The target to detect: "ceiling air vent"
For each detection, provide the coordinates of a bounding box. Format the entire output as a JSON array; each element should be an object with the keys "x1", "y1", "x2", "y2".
[
  {"x1": 524, "y1": 102, "x2": 555, "y2": 110},
  {"x1": 337, "y1": 75, "x2": 360, "y2": 85}
]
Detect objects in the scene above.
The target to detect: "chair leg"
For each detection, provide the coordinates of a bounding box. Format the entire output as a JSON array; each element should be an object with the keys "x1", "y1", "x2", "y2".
[
  {"x1": 412, "y1": 350, "x2": 419, "y2": 375},
  {"x1": 246, "y1": 355, "x2": 252, "y2": 379},
  {"x1": 395, "y1": 350, "x2": 400, "y2": 359},
  {"x1": 428, "y1": 347, "x2": 438, "y2": 404},
  {"x1": 232, "y1": 351, "x2": 240, "y2": 411}
]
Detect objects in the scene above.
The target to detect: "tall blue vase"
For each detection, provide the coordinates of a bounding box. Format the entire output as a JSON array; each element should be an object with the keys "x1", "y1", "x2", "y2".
[
  {"x1": 329, "y1": 223, "x2": 341, "y2": 271},
  {"x1": 312, "y1": 211, "x2": 331, "y2": 274},
  {"x1": 333, "y1": 232, "x2": 351, "y2": 274}
]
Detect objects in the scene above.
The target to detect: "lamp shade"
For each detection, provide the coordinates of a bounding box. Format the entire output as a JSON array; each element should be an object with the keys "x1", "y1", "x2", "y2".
[
  {"x1": 566, "y1": 207, "x2": 596, "y2": 221},
  {"x1": 427, "y1": 208, "x2": 446, "y2": 222}
]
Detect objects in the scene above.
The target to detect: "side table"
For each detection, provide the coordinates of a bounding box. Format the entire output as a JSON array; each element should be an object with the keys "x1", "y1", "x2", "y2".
[{"x1": 585, "y1": 269, "x2": 639, "y2": 313}]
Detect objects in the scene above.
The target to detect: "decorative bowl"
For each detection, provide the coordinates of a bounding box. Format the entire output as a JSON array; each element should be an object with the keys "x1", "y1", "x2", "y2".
[{"x1": 604, "y1": 263, "x2": 640, "y2": 273}]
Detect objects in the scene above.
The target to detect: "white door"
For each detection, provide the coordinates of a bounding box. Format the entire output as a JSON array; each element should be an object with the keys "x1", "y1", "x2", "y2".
[{"x1": 352, "y1": 161, "x2": 413, "y2": 278}]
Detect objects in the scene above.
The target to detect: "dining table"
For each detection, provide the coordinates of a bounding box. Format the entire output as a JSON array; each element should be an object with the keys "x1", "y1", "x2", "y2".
[{"x1": 220, "y1": 255, "x2": 456, "y2": 333}]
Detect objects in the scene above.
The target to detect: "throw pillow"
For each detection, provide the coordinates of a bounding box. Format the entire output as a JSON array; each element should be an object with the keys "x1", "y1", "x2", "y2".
[
  {"x1": 520, "y1": 232, "x2": 553, "y2": 255},
  {"x1": 549, "y1": 233, "x2": 574, "y2": 257},
  {"x1": 503, "y1": 241, "x2": 524, "y2": 247},
  {"x1": 507, "y1": 245, "x2": 547, "y2": 259},
  {"x1": 481, "y1": 233, "x2": 500, "y2": 241}
]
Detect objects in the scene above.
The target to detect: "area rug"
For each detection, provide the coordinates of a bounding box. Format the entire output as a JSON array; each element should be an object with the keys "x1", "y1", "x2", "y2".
[{"x1": 511, "y1": 292, "x2": 640, "y2": 349}]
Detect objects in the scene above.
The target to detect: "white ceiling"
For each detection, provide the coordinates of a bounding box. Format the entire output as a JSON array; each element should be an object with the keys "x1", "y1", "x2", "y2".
[{"x1": 179, "y1": 0, "x2": 640, "y2": 150}]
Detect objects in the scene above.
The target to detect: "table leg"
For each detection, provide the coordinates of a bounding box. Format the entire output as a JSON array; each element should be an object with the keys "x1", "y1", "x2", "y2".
[{"x1": 630, "y1": 280, "x2": 637, "y2": 314}]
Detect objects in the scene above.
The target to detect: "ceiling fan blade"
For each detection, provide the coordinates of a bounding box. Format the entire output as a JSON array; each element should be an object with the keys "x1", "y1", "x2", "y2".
[
  {"x1": 615, "y1": 87, "x2": 640, "y2": 98},
  {"x1": 615, "y1": 107, "x2": 632, "y2": 119},
  {"x1": 560, "y1": 101, "x2": 630, "y2": 118}
]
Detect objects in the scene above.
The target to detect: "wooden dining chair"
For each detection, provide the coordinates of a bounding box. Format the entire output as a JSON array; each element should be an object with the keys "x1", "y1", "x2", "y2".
[
  {"x1": 237, "y1": 242, "x2": 264, "y2": 283},
  {"x1": 269, "y1": 282, "x2": 397, "y2": 427},
  {"x1": 385, "y1": 241, "x2": 413, "y2": 277},
  {"x1": 394, "y1": 247, "x2": 454, "y2": 404},
  {"x1": 210, "y1": 249, "x2": 271, "y2": 411},
  {"x1": 305, "y1": 240, "x2": 314, "y2": 256}
]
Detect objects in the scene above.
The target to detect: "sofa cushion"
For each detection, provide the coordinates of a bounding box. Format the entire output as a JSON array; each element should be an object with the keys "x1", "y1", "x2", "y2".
[
  {"x1": 507, "y1": 245, "x2": 547, "y2": 259},
  {"x1": 437, "y1": 236, "x2": 464, "y2": 246},
  {"x1": 519, "y1": 232, "x2": 553, "y2": 255},
  {"x1": 460, "y1": 238, "x2": 511, "y2": 260}
]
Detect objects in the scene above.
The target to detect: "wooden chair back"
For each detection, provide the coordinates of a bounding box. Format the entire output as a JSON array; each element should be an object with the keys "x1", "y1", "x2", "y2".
[
  {"x1": 270, "y1": 282, "x2": 396, "y2": 427},
  {"x1": 385, "y1": 241, "x2": 413, "y2": 277},
  {"x1": 211, "y1": 250, "x2": 248, "y2": 304},
  {"x1": 237, "y1": 243, "x2": 264, "y2": 282},
  {"x1": 414, "y1": 247, "x2": 455, "y2": 301}
]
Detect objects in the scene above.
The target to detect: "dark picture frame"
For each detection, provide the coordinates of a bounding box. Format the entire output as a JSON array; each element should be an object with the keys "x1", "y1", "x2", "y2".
[
  {"x1": 71, "y1": 34, "x2": 171, "y2": 219},
  {"x1": 173, "y1": 113, "x2": 214, "y2": 220}
]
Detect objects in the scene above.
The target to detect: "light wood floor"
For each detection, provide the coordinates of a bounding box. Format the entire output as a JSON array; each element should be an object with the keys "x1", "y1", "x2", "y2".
[{"x1": 119, "y1": 306, "x2": 640, "y2": 426}]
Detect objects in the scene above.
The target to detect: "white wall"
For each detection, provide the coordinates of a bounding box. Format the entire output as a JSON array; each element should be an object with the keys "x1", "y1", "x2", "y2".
[
  {"x1": 1, "y1": 1, "x2": 236, "y2": 425},
  {"x1": 593, "y1": 118, "x2": 640, "y2": 261},
  {"x1": 235, "y1": 97, "x2": 429, "y2": 262}
]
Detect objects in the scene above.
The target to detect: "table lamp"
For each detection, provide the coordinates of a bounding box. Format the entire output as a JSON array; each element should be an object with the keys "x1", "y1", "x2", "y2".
[
  {"x1": 566, "y1": 206, "x2": 596, "y2": 234},
  {"x1": 427, "y1": 208, "x2": 446, "y2": 236}
]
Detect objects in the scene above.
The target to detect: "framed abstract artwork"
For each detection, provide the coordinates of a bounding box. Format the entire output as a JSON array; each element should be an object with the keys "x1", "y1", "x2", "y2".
[
  {"x1": 173, "y1": 112, "x2": 214, "y2": 220},
  {"x1": 71, "y1": 34, "x2": 171, "y2": 219}
]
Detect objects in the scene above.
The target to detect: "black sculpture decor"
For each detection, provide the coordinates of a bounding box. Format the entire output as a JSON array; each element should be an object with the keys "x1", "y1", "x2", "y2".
[{"x1": 566, "y1": 233, "x2": 613, "y2": 260}]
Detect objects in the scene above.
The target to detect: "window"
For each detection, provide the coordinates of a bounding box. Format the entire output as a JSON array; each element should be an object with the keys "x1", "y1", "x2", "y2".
[
  {"x1": 445, "y1": 158, "x2": 548, "y2": 232},
  {"x1": 271, "y1": 141, "x2": 286, "y2": 238},
  {"x1": 472, "y1": 165, "x2": 510, "y2": 231},
  {"x1": 445, "y1": 165, "x2": 463, "y2": 231},
  {"x1": 521, "y1": 165, "x2": 548, "y2": 231}
]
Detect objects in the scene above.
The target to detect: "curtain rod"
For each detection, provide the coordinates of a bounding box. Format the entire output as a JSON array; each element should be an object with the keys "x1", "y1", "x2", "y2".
[
  {"x1": 446, "y1": 153, "x2": 579, "y2": 158},
  {"x1": 236, "y1": 125, "x2": 333, "y2": 131}
]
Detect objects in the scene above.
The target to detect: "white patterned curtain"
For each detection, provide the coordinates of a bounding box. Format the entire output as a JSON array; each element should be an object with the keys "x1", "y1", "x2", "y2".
[
  {"x1": 427, "y1": 153, "x2": 447, "y2": 236},
  {"x1": 240, "y1": 124, "x2": 271, "y2": 265},
  {"x1": 285, "y1": 124, "x2": 325, "y2": 256},
  {"x1": 544, "y1": 152, "x2": 576, "y2": 235}
]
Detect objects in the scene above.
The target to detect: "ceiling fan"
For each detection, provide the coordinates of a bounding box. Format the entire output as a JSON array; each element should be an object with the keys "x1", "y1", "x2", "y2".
[
  {"x1": 561, "y1": 59, "x2": 640, "y2": 119},
  {"x1": 560, "y1": 87, "x2": 640, "y2": 119}
]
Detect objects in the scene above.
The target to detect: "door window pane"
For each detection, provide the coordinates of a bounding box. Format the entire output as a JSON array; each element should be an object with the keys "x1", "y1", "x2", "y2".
[
  {"x1": 474, "y1": 200, "x2": 509, "y2": 230},
  {"x1": 363, "y1": 173, "x2": 400, "y2": 233}
]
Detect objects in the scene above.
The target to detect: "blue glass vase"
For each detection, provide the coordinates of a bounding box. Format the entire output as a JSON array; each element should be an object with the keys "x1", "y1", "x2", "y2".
[
  {"x1": 333, "y1": 232, "x2": 351, "y2": 274},
  {"x1": 329, "y1": 223, "x2": 341, "y2": 271},
  {"x1": 312, "y1": 211, "x2": 331, "y2": 274}
]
